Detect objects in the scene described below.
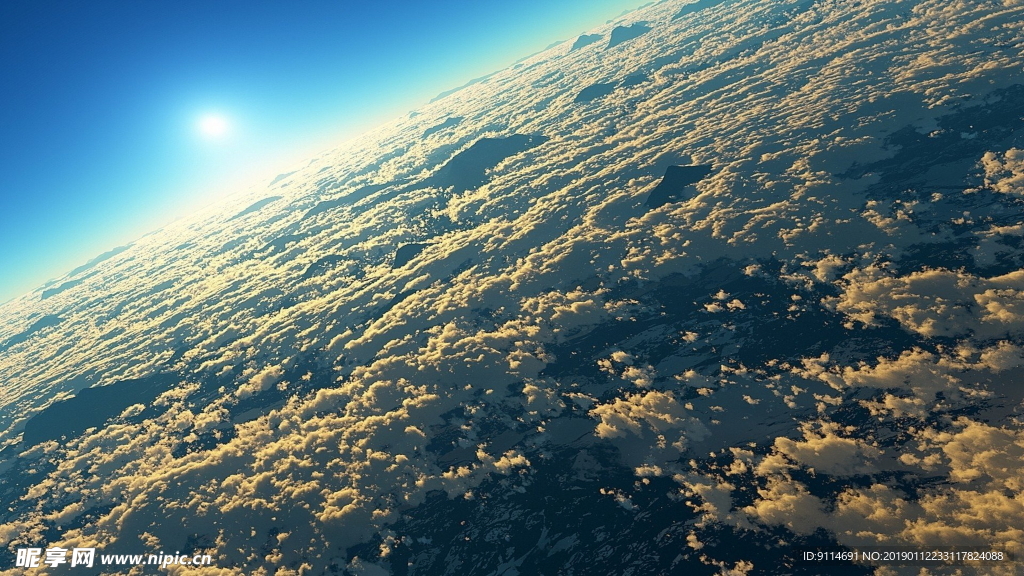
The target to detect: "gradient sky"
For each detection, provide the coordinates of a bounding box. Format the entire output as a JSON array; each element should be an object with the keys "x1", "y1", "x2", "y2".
[{"x1": 0, "y1": 0, "x2": 645, "y2": 305}]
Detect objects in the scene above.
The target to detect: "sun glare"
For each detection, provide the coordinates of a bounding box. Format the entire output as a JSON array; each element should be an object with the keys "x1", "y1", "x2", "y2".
[{"x1": 199, "y1": 115, "x2": 229, "y2": 138}]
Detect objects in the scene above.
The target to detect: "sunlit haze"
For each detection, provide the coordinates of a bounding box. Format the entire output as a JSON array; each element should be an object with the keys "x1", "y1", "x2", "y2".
[
  {"x1": 0, "y1": 0, "x2": 645, "y2": 304},
  {"x1": 199, "y1": 115, "x2": 229, "y2": 138},
  {"x1": 2, "y1": 0, "x2": 1022, "y2": 570}
]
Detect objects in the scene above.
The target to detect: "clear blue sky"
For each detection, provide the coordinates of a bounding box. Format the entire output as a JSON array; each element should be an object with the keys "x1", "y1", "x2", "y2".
[{"x1": 0, "y1": 0, "x2": 643, "y2": 304}]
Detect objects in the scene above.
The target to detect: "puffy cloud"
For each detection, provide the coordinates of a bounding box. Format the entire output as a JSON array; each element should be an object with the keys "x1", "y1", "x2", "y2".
[
  {"x1": 920, "y1": 418, "x2": 1024, "y2": 492},
  {"x1": 742, "y1": 477, "x2": 829, "y2": 535},
  {"x1": 590, "y1": 390, "x2": 709, "y2": 453},
  {"x1": 982, "y1": 148, "x2": 1024, "y2": 195},
  {"x1": 235, "y1": 365, "x2": 285, "y2": 400},
  {"x1": 830, "y1": 266, "x2": 1024, "y2": 339},
  {"x1": 520, "y1": 378, "x2": 564, "y2": 417},
  {"x1": 1, "y1": 0, "x2": 1023, "y2": 570},
  {"x1": 772, "y1": 422, "x2": 883, "y2": 476}
]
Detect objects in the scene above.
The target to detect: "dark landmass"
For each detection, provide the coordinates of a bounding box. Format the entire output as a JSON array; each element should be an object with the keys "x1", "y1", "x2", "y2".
[
  {"x1": 394, "y1": 243, "x2": 431, "y2": 268},
  {"x1": 269, "y1": 171, "x2": 297, "y2": 186},
  {"x1": 144, "y1": 279, "x2": 176, "y2": 297},
  {"x1": 0, "y1": 314, "x2": 61, "y2": 353},
  {"x1": 575, "y1": 73, "x2": 648, "y2": 103},
  {"x1": 229, "y1": 196, "x2": 283, "y2": 221},
  {"x1": 353, "y1": 147, "x2": 409, "y2": 179},
  {"x1": 260, "y1": 234, "x2": 307, "y2": 256},
  {"x1": 608, "y1": 23, "x2": 652, "y2": 48},
  {"x1": 571, "y1": 34, "x2": 603, "y2": 51},
  {"x1": 674, "y1": 0, "x2": 727, "y2": 20},
  {"x1": 423, "y1": 117, "x2": 464, "y2": 138},
  {"x1": 65, "y1": 244, "x2": 132, "y2": 278},
  {"x1": 619, "y1": 72, "x2": 648, "y2": 87},
  {"x1": 646, "y1": 164, "x2": 714, "y2": 208},
  {"x1": 22, "y1": 373, "x2": 179, "y2": 446},
  {"x1": 430, "y1": 72, "x2": 498, "y2": 103},
  {"x1": 425, "y1": 134, "x2": 549, "y2": 192},
  {"x1": 575, "y1": 82, "x2": 618, "y2": 103},
  {"x1": 302, "y1": 255, "x2": 348, "y2": 279},
  {"x1": 41, "y1": 279, "x2": 83, "y2": 300},
  {"x1": 348, "y1": 443, "x2": 864, "y2": 576},
  {"x1": 841, "y1": 84, "x2": 1024, "y2": 190},
  {"x1": 303, "y1": 182, "x2": 405, "y2": 220}
]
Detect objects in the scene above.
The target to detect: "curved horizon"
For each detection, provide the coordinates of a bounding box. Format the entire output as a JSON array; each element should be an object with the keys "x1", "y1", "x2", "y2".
[{"x1": 0, "y1": 0, "x2": 646, "y2": 305}]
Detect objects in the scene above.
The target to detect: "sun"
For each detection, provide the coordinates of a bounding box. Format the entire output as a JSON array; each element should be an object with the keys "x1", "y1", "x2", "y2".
[{"x1": 198, "y1": 115, "x2": 229, "y2": 138}]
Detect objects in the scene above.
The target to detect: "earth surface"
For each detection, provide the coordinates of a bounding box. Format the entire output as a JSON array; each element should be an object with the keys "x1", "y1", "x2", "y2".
[{"x1": 2, "y1": 0, "x2": 1024, "y2": 574}]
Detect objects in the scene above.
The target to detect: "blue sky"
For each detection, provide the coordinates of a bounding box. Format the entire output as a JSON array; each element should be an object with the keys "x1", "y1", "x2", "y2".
[{"x1": 0, "y1": 0, "x2": 644, "y2": 304}]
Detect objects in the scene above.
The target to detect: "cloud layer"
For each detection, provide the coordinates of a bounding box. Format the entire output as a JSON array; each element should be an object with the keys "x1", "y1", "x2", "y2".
[{"x1": 2, "y1": 0, "x2": 1024, "y2": 572}]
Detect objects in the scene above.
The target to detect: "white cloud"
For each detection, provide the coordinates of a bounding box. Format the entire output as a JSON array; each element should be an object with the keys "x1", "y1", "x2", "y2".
[
  {"x1": 1, "y1": 0, "x2": 1023, "y2": 570},
  {"x1": 982, "y1": 148, "x2": 1024, "y2": 195}
]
